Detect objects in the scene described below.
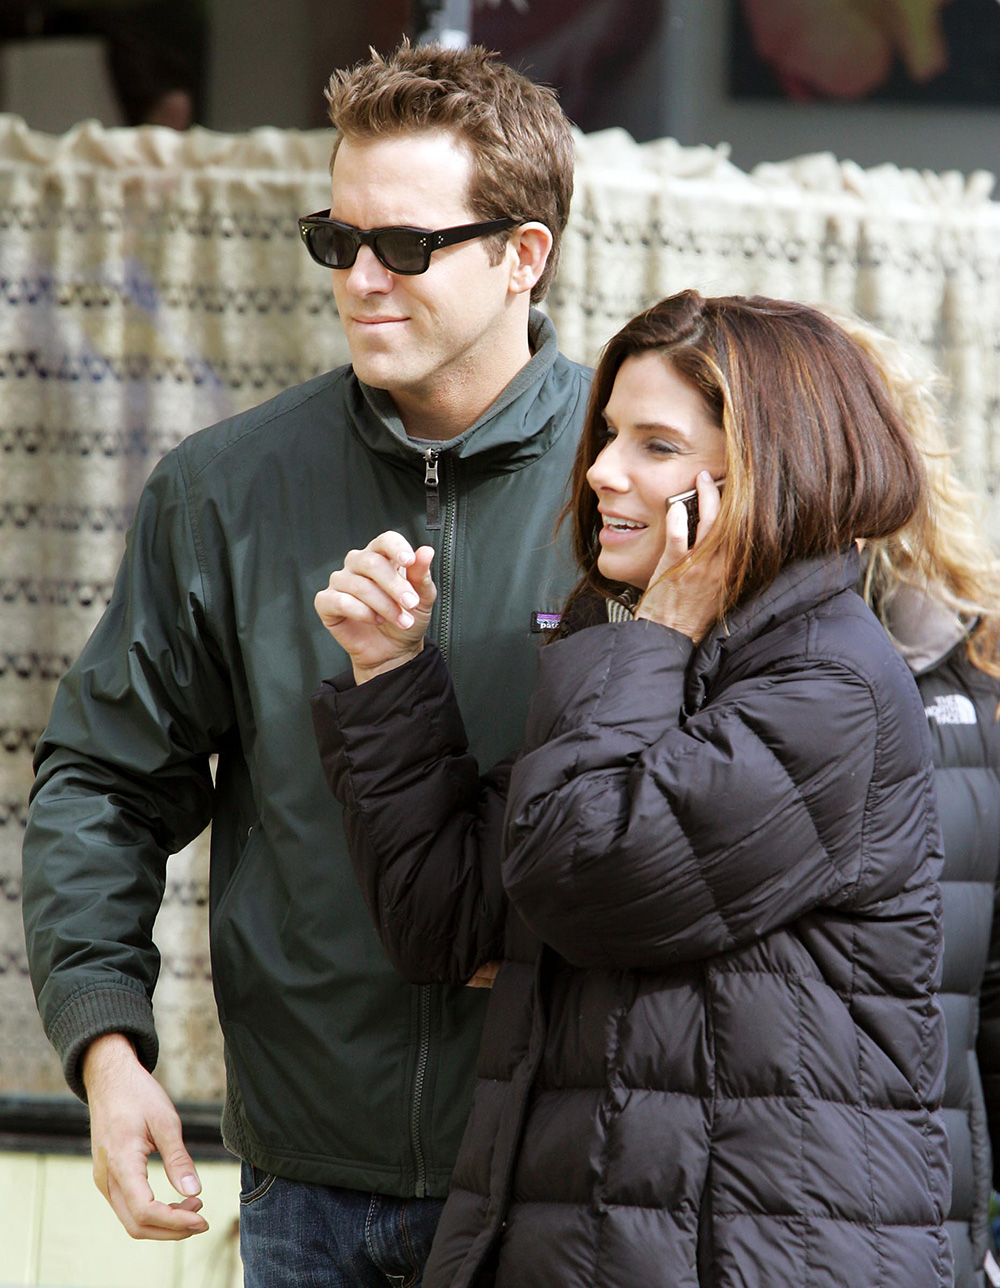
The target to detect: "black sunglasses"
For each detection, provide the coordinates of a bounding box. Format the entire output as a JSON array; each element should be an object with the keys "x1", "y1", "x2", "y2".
[{"x1": 297, "y1": 211, "x2": 517, "y2": 275}]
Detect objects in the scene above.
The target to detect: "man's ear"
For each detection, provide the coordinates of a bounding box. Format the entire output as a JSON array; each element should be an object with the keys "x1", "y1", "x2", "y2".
[{"x1": 507, "y1": 222, "x2": 553, "y2": 297}]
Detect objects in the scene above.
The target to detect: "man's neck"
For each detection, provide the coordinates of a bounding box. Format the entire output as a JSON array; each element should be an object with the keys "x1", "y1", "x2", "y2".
[{"x1": 393, "y1": 329, "x2": 534, "y2": 442}]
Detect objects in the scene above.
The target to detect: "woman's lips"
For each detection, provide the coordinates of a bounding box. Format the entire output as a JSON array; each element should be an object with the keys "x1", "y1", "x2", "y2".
[{"x1": 598, "y1": 514, "x2": 649, "y2": 546}]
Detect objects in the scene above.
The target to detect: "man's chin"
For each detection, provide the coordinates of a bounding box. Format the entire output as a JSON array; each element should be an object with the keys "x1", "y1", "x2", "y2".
[{"x1": 349, "y1": 354, "x2": 415, "y2": 391}]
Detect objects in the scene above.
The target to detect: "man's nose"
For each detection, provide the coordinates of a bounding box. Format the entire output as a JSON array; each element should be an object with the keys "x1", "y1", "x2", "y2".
[{"x1": 342, "y1": 244, "x2": 393, "y2": 295}]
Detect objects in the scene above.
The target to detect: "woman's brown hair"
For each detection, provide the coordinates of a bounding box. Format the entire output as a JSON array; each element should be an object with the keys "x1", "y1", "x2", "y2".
[{"x1": 561, "y1": 290, "x2": 927, "y2": 625}]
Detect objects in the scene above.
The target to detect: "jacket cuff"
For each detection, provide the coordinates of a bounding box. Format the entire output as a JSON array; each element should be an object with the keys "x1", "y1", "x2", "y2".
[
  {"x1": 316, "y1": 641, "x2": 444, "y2": 706},
  {"x1": 47, "y1": 982, "x2": 158, "y2": 1102},
  {"x1": 312, "y1": 643, "x2": 469, "y2": 799}
]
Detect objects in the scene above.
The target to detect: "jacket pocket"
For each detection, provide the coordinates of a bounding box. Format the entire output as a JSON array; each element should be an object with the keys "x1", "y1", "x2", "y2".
[{"x1": 209, "y1": 820, "x2": 264, "y2": 1021}]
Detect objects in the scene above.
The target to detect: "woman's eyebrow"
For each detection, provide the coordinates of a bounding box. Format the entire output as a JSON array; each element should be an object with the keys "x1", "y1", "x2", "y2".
[{"x1": 632, "y1": 420, "x2": 686, "y2": 436}]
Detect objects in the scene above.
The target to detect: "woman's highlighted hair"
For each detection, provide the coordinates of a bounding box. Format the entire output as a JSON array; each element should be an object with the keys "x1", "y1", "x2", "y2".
[{"x1": 562, "y1": 290, "x2": 927, "y2": 624}]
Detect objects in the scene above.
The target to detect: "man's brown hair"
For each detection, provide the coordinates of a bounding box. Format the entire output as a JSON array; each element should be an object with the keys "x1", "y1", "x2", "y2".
[
  {"x1": 324, "y1": 42, "x2": 574, "y2": 301},
  {"x1": 562, "y1": 289, "x2": 926, "y2": 622}
]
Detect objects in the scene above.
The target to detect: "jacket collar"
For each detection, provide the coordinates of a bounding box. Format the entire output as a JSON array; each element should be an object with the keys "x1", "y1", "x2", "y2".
[
  {"x1": 685, "y1": 548, "x2": 862, "y2": 713},
  {"x1": 878, "y1": 581, "x2": 968, "y2": 676},
  {"x1": 341, "y1": 310, "x2": 581, "y2": 473}
]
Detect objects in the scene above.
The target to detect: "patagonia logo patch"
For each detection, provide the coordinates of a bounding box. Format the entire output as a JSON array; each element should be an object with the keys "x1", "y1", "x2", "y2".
[
  {"x1": 925, "y1": 694, "x2": 977, "y2": 725},
  {"x1": 531, "y1": 611, "x2": 562, "y2": 634}
]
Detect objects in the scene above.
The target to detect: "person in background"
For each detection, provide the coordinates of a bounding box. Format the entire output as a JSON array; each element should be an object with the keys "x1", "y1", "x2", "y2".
[
  {"x1": 313, "y1": 291, "x2": 952, "y2": 1287},
  {"x1": 0, "y1": 1, "x2": 206, "y2": 128},
  {"x1": 846, "y1": 315, "x2": 1000, "y2": 1288},
  {"x1": 21, "y1": 42, "x2": 588, "y2": 1287}
]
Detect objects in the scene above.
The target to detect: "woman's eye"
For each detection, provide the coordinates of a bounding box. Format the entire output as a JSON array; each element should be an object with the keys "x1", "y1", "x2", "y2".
[{"x1": 646, "y1": 439, "x2": 678, "y2": 456}]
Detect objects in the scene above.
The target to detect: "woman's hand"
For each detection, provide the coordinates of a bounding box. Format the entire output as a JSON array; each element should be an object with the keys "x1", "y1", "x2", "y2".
[
  {"x1": 465, "y1": 961, "x2": 501, "y2": 989},
  {"x1": 315, "y1": 532, "x2": 437, "y2": 683},
  {"x1": 636, "y1": 471, "x2": 726, "y2": 644}
]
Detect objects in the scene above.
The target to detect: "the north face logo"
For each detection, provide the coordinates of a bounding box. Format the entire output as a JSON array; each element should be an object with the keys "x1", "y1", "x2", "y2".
[{"x1": 925, "y1": 694, "x2": 977, "y2": 725}]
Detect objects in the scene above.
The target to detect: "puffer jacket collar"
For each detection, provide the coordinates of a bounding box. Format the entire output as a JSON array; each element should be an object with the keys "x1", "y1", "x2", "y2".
[
  {"x1": 685, "y1": 547, "x2": 861, "y2": 713},
  {"x1": 342, "y1": 310, "x2": 575, "y2": 474}
]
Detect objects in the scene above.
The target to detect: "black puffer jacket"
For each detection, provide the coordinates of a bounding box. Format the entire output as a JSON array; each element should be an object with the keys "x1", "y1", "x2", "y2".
[
  {"x1": 885, "y1": 588, "x2": 1000, "y2": 1287},
  {"x1": 314, "y1": 551, "x2": 952, "y2": 1288}
]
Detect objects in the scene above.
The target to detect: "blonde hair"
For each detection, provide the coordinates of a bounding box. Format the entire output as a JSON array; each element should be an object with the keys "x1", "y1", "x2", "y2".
[
  {"x1": 324, "y1": 42, "x2": 574, "y2": 302},
  {"x1": 836, "y1": 312, "x2": 1000, "y2": 678}
]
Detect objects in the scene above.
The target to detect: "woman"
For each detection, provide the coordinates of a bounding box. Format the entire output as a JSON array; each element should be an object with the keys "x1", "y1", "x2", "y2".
[
  {"x1": 845, "y1": 316, "x2": 1000, "y2": 1287},
  {"x1": 312, "y1": 291, "x2": 952, "y2": 1287}
]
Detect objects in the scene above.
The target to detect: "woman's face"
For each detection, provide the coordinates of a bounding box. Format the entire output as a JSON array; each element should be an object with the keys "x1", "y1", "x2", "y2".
[{"x1": 586, "y1": 352, "x2": 727, "y2": 590}]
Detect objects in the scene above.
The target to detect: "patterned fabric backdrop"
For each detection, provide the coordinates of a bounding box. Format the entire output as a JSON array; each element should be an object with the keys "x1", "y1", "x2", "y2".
[{"x1": 3, "y1": 115, "x2": 1000, "y2": 1107}]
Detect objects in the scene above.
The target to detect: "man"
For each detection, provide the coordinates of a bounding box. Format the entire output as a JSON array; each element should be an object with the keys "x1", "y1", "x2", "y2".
[{"x1": 21, "y1": 42, "x2": 588, "y2": 1285}]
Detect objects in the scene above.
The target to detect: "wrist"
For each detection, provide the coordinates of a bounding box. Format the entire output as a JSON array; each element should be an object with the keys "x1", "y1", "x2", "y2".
[
  {"x1": 352, "y1": 641, "x2": 424, "y2": 685},
  {"x1": 82, "y1": 1033, "x2": 138, "y2": 1093}
]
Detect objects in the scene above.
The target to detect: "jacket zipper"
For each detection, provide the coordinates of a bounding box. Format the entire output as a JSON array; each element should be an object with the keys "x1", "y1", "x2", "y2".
[
  {"x1": 412, "y1": 447, "x2": 458, "y2": 1196},
  {"x1": 411, "y1": 985, "x2": 431, "y2": 1197},
  {"x1": 438, "y1": 455, "x2": 458, "y2": 666},
  {"x1": 423, "y1": 449, "x2": 442, "y2": 531}
]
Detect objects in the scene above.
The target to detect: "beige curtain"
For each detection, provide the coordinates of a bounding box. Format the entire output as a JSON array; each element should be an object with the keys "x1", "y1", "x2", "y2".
[{"x1": 3, "y1": 115, "x2": 999, "y2": 1105}]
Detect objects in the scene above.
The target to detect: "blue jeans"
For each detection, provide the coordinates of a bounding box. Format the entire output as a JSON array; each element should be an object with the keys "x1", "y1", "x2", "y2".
[{"x1": 239, "y1": 1162, "x2": 446, "y2": 1287}]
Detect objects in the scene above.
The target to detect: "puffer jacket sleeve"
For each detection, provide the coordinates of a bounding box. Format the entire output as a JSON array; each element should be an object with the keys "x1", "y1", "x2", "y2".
[
  {"x1": 312, "y1": 643, "x2": 509, "y2": 986},
  {"x1": 22, "y1": 452, "x2": 233, "y2": 1098},
  {"x1": 504, "y1": 618, "x2": 927, "y2": 971},
  {"x1": 977, "y1": 875, "x2": 1000, "y2": 1186}
]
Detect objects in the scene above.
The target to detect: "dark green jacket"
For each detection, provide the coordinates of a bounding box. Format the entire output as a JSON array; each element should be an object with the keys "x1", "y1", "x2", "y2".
[{"x1": 22, "y1": 311, "x2": 590, "y2": 1195}]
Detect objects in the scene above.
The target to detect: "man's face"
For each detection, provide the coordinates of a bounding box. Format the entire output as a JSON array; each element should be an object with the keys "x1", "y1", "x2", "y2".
[{"x1": 329, "y1": 130, "x2": 519, "y2": 412}]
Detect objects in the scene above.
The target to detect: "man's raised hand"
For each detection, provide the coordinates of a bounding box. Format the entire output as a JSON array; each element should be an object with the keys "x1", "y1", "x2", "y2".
[{"x1": 315, "y1": 532, "x2": 437, "y2": 682}]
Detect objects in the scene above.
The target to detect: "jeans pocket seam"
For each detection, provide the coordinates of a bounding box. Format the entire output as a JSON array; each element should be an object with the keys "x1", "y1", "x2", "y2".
[{"x1": 240, "y1": 1170, "x2": 278, "y2": 1206}]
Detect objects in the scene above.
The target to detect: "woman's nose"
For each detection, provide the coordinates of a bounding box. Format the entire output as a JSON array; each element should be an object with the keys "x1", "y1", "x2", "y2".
[{"x1": 587, "y1": 440, "x2": 628, "y2": 493}]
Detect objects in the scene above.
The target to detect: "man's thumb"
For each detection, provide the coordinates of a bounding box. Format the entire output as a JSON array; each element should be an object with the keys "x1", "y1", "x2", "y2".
[{"x1": 160, "y1": 1133, "x2": 201, "y2": 1197}]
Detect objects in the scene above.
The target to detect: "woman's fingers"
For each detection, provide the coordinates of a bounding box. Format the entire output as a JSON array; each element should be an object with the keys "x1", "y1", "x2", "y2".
[
  {"x1": 664, "y1": 496, "x2": 692, "y2": 561},
  {"x1": 638, "y1": 473, "x2": 727, "y2": 643},
  {"x1": 693, "y1": 471, "x2": 723, "y2": 543}
]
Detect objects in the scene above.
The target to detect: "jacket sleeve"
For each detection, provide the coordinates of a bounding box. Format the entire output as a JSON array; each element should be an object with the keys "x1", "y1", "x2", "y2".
[
  {"x1": 502, "y1": 619, "x2": 916, "y2": 971},
  {"x1": 311, "y1": 643, "x2": 509, "y2": 986},
  {"x1": 22, "y1": 452, "x2": 234, "y2": 1099},
  {"x1": 977, "y1": 874, "x2": 1000, "y2": 1187}
]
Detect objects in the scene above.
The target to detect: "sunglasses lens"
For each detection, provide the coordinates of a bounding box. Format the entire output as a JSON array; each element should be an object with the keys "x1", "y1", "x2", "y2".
[
  {"x1": 305, "y1": 223, "x2": 358, "y2": 269},
  {"x1": 374, "y1": 230, "x2": 427, "y2": 274}
]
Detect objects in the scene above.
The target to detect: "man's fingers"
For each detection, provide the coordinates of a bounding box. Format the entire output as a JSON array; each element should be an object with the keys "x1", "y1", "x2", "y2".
[
  {"x1": 108, "y1": 1188, "x2": 209, "y2": 1240},
  {"x1": 407, "y1": 546, "x2": 438, "y2": 606},
  {"x1": 332, "y1": 556, "x2": 424, "y2": 623},
  {"x1": 105, "y1": 1158, "x2": 208, "y2": 1241},
  {"x1": 93, "y1": 1143, "x2": 111, "y2": 1199},
  {"x1": 316, "y1": 581, "x2": 399, "y2": 629},
  {"x1": 368, "y1": 530, "x2": 417, "y2": 567}
]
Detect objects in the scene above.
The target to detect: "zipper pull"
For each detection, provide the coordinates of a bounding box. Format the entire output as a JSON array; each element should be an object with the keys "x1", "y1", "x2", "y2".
[{"x1": 423, "y1": 449, "x2": 442, "y2": 531}]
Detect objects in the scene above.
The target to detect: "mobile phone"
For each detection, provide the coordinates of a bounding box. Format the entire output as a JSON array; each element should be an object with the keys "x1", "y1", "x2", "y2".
[{"x1": 666, "y1": 480, "x2": 725, "y2": 548}]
